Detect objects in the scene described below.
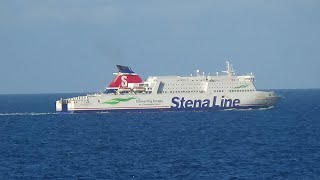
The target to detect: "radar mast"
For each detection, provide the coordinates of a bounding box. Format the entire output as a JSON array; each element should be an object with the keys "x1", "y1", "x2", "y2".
[{"x1": 222, "y1": 61, "x2": 235, "y2": 76}]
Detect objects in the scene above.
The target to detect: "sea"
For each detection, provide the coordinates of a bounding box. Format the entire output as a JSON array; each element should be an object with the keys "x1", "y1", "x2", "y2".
[{"x1": 0, "y1": 89, "x2": 319, "y2": 179}]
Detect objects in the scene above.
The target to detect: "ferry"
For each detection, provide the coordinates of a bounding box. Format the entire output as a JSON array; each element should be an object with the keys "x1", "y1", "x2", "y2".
[{"x1": 56, "y1": 62, "x2": 280, "y2": 112}]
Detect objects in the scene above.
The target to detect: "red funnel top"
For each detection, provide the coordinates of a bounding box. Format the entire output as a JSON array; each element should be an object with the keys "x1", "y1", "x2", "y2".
[{"x1": 105, "y1": 65, "x2": 143, "y2": 93}]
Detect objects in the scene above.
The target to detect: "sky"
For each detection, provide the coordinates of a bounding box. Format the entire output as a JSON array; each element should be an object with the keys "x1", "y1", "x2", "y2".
[{"x1": 0, "y1": 0, "x2": 319, "y2": 94}]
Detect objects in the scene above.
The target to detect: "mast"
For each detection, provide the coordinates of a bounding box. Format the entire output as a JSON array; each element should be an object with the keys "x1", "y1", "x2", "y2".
[{"x1": 222, "y1": 61, "x2": 235, "y2": 76}]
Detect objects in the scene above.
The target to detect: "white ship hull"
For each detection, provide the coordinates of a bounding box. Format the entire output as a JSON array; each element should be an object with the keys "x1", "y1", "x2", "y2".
[{"x1": 56, "y1": 91, "x2": 280, "y2": 113}]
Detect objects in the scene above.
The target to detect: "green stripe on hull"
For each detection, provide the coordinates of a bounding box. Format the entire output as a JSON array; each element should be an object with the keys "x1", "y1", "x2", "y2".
[
  {"x1": 234, "y1": 84, "x2": 249, "y2": 89},
  {"x1": 102, "y1": 97, "x2": 136, "y2": 105}
]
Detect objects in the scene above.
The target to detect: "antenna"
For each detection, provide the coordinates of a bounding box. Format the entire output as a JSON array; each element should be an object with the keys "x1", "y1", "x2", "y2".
[{"x1": 222, "y1": 61, "x2": 235, "y2": 76}]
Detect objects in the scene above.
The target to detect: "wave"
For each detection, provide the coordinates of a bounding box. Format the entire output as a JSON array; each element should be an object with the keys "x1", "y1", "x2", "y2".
[
  {"x1": 221, "y1": 106, "x2": 274, "y2": 111},
  {"x1": 257, "y1": 106, "x2": 274, "y2": 110},
  {"x1": 96, "y1": 111, "x2": 110, "y2": 114},
  {"x1": 0, "y1": 106, "x2": 276, "y2": 116},
  {"x1": 0, "y1": 112, "x2": 61, "y2": 116}
]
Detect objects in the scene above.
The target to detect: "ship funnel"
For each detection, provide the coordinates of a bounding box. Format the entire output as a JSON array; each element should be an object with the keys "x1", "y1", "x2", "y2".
[{"x1": 104, "y1": 65, "x2": 143, "y2": 93}]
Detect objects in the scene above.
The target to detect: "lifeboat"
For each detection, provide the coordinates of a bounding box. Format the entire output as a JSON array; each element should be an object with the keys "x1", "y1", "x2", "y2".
[
  {"x1": 133, "y1": 87, "x2": 145, "y2": 92},
  {"x1": 117, "y1": 87, "x2": 131, "y2": 93}
]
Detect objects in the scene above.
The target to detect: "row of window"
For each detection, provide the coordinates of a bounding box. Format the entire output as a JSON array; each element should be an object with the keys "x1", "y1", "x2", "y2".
[
  {"x1": 165, "y1": 84, "x2": 204, "y2": 86},
  {"x1": 165, "y1": 82, "x2": 249, "y2": 85},
  {"x1": 229, "y1": 89, "x2": 255, "y2": 92},
  {"x1": 159, "y1": 90, "x2": 205, "y2": 94},
  {"x1": 211, "y1": 89, "x2": 254, "y2": 92},
  {"x1": 213, "y1": 90, "x2": 224, "y2": 92},
  {"x1": 208, "y1": 86, "x2": 249, "y2": 89},
  {"x1": 163, "y1": 86, "x2": 251, "y2": 91},
  {"x1": 165, "y1": 86, "x2": 203, "y2": 89},
  {"x1": 73, "y1": 100, "x2": 89, "y2": 104},
  {"x1": 158, "y1": 89, "x2": 255, "y2": 94},
  {"x1": 176, "y1": 79, "x2": 209, "y2": 82},
  {"x1": 165, "y1": 88, "x2": 204, "y2": 90}
]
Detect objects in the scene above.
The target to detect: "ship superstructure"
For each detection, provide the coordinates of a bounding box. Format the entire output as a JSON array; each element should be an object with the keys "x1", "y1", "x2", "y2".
[{"x1": 56, "y1": 62, "x2": 280, "y2": 112}]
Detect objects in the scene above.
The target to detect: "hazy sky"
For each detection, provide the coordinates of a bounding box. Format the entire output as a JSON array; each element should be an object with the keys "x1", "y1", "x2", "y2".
[{"x1": 1, "y1": 0, "x2": 319, "y2": 94}]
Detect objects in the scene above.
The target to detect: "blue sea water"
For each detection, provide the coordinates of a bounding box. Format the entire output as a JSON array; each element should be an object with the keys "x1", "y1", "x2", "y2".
[{"x1": 0, "y1": 89, "x2": 319, "y2": 179}]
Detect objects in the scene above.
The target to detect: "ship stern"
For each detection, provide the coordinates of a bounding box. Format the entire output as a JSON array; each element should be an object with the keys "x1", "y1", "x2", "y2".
[{"x1": 56, "y1": 99, "x2": 69, "y2": 112}]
